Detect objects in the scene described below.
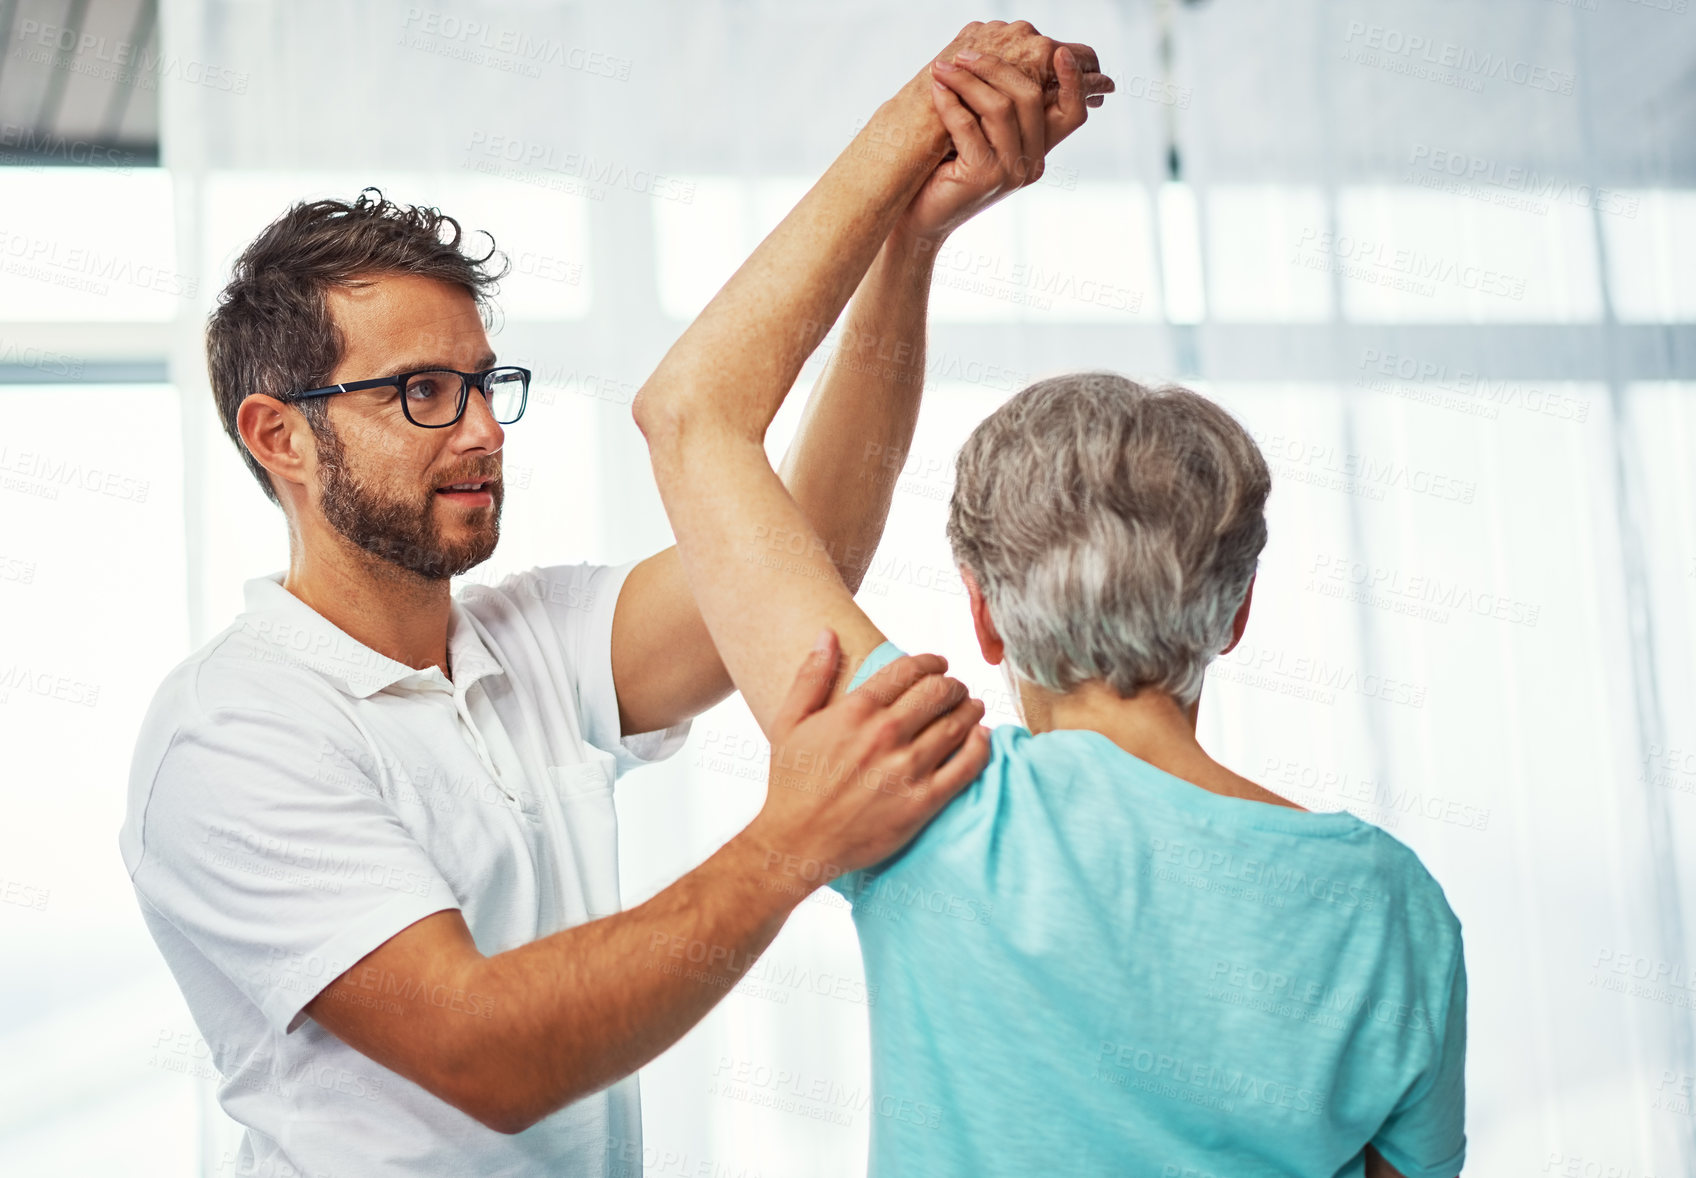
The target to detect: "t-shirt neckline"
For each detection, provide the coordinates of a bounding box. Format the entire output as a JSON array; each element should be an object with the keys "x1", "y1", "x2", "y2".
[{"x1": 1039, "y1": 726, "x2": 1365, "y2": 838}]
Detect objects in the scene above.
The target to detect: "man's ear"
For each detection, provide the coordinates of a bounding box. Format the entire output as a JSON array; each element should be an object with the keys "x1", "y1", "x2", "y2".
[
  {"x1": 1219, "y1": 574, "x2": 1255, "y2": 656},
  {"x1": 238, "y1": 393, "x2": 313, "y2": 497},
  {"x1": 961, "y1": 566, "x2": 1005, "y2": 665}
]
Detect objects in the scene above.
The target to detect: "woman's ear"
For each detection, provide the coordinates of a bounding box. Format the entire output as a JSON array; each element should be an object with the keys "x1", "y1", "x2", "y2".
[
  {"x1": 1219, "y1": 574, "x2": 1256, "y2": 656},
  {"x1": 961, "y1": 566, "x2": 1005, "y2": 665}
]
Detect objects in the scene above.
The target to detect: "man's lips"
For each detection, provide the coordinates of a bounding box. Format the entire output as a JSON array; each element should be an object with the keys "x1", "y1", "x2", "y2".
[{"x1": 435, "y1": 480, "x2": 498, "y2": 502}]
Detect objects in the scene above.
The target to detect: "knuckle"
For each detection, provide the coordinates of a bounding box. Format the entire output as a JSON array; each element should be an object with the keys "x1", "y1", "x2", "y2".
[
  {"x1": 929, "y1": 678, "x2": 966, "y2": 715},
  {"x1": 843, "y1": 692, "x2": 878, "y2": 719},
  {"x1": 893, "y1": 746, "x2": 927, "y2": 777},
  {"x1": 905, "y1": 693, "x2": 947, "y2": 727}
]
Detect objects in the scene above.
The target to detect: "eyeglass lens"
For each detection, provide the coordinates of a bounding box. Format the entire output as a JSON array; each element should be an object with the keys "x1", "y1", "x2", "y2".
[{"x1": 403, "y1": 369, "x2": 526, "y2": 426}]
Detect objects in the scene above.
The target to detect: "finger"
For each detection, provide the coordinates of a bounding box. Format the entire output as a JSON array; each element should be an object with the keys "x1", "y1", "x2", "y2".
[
  {"x1": 850, "y1": 650, "x2": 948, "y2": 709},
  {"x1": 950, "y1": 49, "x2": 1044, "y2": 108},
  {"x1": 772, "y1": 628, "x2": 841, "y2": 732},
  {"x1": 899, "y1": 694, "x2": 987, "y2": 779},
  {"x1": 1047, "y1": 74, "x2": 1115, "y2": 108},
  {"x1": 932, "y1": 57, "x2": 1022, "y2": 172},
  {"x1": 936, "y1": 719, "x2": 994, "y2": 779},
  {"x1": 916, "y1": 722, "x2": 993, "y2": 808},
  {"x1": 1045, "y1": 44, "x2": 1089, "y2": 150},
  {"x1": 950, "y1": 51, "x2": 1047, "y2": 185},
  {"x1": 1054, "y1": 41, "x2": 1100, "y2": 76},
  {"x1": 929, "y1": 75, "x2": 993, "y2": 179},
  {"x1": 1044, "y1": 75, "x2": 1115, "y2": 104},
  {"x1": 877, "y1": 671, "x2": 969, "y2": 747}
]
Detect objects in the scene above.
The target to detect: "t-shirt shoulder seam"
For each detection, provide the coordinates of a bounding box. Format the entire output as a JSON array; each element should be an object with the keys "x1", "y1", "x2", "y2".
[
  {"x1": 129, "y1": 721, "x2": 192, "y2": 887},
  {"x1": 185, "y1": 622, "x2": 349, "y2": 711},
  {"x1": 129, "y1": 697, "x2": 350, "y2": 887},
  {"x1": 1361, "y1": 825, "x2": 1463, "y2": 928}
]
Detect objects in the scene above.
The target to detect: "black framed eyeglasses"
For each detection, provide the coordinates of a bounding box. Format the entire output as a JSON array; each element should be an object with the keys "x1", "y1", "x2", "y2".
[{"x1": 285, "y1": 365, "x2": 530, "y2": 428}]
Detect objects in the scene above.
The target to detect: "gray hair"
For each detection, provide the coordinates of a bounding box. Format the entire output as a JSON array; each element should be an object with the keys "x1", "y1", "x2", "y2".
[{"x1": 945, "y1": 372, "x2": 1270, "y2": 707}]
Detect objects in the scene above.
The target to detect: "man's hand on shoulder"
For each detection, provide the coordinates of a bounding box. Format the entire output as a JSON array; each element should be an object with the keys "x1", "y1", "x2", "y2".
[{"x1": 733, "y1": 631, "x2": 991, "y2": 891}]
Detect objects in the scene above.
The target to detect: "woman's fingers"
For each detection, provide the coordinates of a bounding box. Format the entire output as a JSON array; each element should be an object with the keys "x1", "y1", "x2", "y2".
[
  {"x1": 1054, "y1": 40, "x2": 1101, "y2": 76},
  {"x1": 1046, "y1": 44, "x2": 1090, "y2": 148},
  {"x1": 1047, "y1": 41, "x2": 1112, "y2": 110}
]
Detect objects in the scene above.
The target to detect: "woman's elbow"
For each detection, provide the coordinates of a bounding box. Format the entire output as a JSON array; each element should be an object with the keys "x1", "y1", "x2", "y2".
[{"x1": 631, "y1": 384, "x2": 687, "y2": 447}]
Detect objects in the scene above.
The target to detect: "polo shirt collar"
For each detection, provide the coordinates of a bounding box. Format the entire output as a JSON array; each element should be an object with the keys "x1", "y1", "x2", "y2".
[{"x1": 239, "y1": 570, "x2": 506, "y2": 699}]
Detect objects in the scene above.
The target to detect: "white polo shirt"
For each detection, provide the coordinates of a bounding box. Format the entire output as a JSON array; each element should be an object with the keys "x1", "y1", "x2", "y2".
[{"x1": 119, "y1": 559, "x2": 690, "y2": 1177}]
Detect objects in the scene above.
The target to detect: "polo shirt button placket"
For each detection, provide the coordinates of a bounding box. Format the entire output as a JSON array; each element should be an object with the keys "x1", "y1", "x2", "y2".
[{"x1": 451, "y1": 689, "x2": 519, "y2": 808}]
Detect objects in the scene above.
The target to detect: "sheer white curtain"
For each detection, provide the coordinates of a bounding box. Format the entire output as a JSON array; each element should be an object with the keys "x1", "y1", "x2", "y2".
[{"x1": 1, "y1": 0, "x2": 1691, "y2": 1174}]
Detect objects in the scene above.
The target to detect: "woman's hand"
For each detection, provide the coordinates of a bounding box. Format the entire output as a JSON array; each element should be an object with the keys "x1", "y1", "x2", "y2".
[{"x1": 895, "y1": 40, "x2": 1109, "y2": 246}]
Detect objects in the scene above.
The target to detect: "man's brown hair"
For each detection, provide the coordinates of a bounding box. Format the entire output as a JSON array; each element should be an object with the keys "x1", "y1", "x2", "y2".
[{"x1": 205, "y1": 187, "x2": 509, "y2": 508}]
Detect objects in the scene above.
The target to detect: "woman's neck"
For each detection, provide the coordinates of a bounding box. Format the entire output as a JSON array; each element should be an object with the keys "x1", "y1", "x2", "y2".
[{"x1": 1028, "y1": 678, "x2": 1306, "y2": 810}]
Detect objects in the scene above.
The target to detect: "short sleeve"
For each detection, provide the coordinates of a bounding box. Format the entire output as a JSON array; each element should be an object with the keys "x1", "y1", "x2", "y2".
[
  {"x1": 129, "y1": 706, "x2": 464, "y2": 1036},
  {"x1": 513, "y1": 559, "x2": 692, "y2": 774},
  {"x1": 846, "y1": 640, "x2": 907, "y2": 693},
  {"x1": 826, "y1": 641, "x2": 910, "y2": 900},
  {"x1": 1371, "y1": 943, "x2": 1467, "y2": 1178}
]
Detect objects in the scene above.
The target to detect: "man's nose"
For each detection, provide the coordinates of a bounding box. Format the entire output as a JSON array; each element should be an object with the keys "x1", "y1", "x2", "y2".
[{"x1": 456, "y1": 382, "x2": 506, "y2": 449}]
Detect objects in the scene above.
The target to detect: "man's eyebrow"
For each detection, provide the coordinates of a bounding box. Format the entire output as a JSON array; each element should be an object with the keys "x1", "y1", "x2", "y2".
[{"x1": 384, "y1": 352, "x2": 499, "y2": 372}]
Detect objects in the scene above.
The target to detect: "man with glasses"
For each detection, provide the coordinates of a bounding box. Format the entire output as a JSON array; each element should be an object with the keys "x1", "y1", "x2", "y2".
[
  {"x1": 290, "y1": 362, "x2": 531, "y2": 433},
  {"x1": 118, "y1": 18, "x2": 1111, "y2": 1178}
]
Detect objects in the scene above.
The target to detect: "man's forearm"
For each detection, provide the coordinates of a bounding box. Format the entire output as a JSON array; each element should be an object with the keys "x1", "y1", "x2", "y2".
[
  {"x1": 778, "y1": 229, "x2": 939, "y2": 593},
  {"x1": 446, "y1": 831, "x2": 805, "y2": 1133}
]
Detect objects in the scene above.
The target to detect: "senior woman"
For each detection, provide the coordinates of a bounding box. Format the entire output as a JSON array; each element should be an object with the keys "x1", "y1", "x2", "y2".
[{"x1": 632, "y1": 35, "x2": 1466, "y2": 1178}]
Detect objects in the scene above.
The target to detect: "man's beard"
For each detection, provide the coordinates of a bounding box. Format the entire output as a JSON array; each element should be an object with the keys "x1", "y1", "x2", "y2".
[{"x1": 313, "y1": 420, "x2": 501, "y2": 582}]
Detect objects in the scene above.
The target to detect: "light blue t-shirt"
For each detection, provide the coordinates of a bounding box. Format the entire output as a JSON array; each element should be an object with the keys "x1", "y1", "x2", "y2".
[{"x1": 832, "y1": 641, "x2": 1466, "y2": 1178}]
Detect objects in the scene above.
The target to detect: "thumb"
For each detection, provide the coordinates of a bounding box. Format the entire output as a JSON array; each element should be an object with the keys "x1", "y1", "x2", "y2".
[
  {"x1": 1046, "y1": 44, "x2": 1086, "y2": 147},
  {"x1": 774, "y1": 628, "x2": 840, "y2": 732}
]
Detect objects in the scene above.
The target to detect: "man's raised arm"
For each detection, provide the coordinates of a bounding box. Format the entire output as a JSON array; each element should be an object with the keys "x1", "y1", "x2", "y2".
[{"x1": 633, "y1": 23, "x2": 1106, "y2": 733}]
